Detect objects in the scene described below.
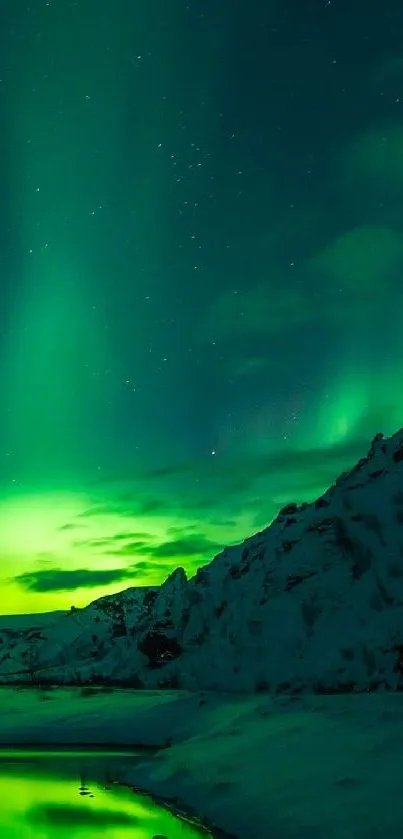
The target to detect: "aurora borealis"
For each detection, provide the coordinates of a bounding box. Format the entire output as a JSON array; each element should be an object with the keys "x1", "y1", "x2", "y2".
[{"x1": 1, "y1": 0, "x2": 403, "y2": 613}]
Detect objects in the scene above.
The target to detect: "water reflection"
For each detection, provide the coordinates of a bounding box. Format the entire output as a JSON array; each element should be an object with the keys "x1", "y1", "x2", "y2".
[{"x1": 0, "y1": 750, "x2": 208, "y2": 838}]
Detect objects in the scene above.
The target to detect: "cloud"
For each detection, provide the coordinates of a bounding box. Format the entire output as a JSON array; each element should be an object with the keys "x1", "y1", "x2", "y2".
[
  {"x1": 344, "y1": 124, "x2": 403, "y2": 185},
  {"x1": 310, "y1": 225, "x2": 403, "y2": 291},
  {"x1": 35, "y1": 552, "x2": 57, "y2": 564},
  {"x1": 219, "y1": 436, "x2": 365, "y2": 492},
  {"x1": 148, "y1": 535, "x2": 222, "y2": 558},
  {"x1": 229, "y1": 356, "x2": 273, "y2": 378},
  {"x1": 58, "y1": 523, "x2": 79, "y2": 531},
  {"x1": 205, "y1": 282, "x2": 310, "y2": 341},
  {"x1": 371, "y1": 57, "x2": 403, "y2": 94},
  {"x1": 74, "y1": 501, "x2": 142, "y2": 520},
  {"x1": 164, "y1": 432, "x2": 371, "y2": 508},
  {"x1": 73, "y1": 532, "x2": 154, "y2": 551},
  {"x1": 14, "y1": 567, "x2": 135, "y2": 593},
  {"x1": 127, "y1": 559, "x2": 178, "y2": 574},
  {"x1": 179, "y1": 496, "x2": 224, "y2": 512},
  {"x1": 107, "y1": 540, "x2": 151, "y2": 556},
  {"x1": 138, "y1": 463, "x2": 192, "y2": 480},
  {"x1": 107, "y1": 534, "x2": 222, "y2": 559},
  {"x1": 205, "y1": 225, "x2": 403, "y2": 346},
  {"x1": 166, "y1": 523, "x2": 197, "y2": 534},
  {"x1": 135, "y1": 498, "x2": 167, "y2": 514},
  {"x1": 76, "y1": 505, "x2": 111, "y2": 519},
  {"x1": 73, "y1": 537, "x2": 116, "y2": 549},
  {"x1": 87, "y1": 435, "x2": 371, "y2": 526}
]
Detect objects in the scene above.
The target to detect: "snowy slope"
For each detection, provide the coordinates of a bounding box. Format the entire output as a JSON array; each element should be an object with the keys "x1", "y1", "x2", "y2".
[
  {"x1": 0, "y1": 587, "x2": 157, "y2": 684},
  {"x1": 4, "y1": 427, "x2": 403, "y2": 692},
  {"x1": 0, "y1": 611, "x2": 67, "y2": 629}
]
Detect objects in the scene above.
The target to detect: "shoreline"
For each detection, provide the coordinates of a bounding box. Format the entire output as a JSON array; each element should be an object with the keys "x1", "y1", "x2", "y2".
[{"x1": 126, "y1": 780, "x2": 239, "y2": 839}]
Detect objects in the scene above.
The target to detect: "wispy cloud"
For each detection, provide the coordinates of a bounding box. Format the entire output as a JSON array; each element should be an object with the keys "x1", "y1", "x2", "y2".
[
  {"x1": 148, "y1": 535, "x2": 222, "y2": 558},
  {"x1": 14, "y1": 567, "x2": 136, "y2": 593}
]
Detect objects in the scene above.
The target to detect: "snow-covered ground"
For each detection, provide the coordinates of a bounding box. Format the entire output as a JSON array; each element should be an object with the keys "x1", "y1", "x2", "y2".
[
  {"x1": 0, "y1": 686, "x2": 402, "y2": 839},
  {"x1": 0, "y1": 611, "x2": 67, "y2": 630}
]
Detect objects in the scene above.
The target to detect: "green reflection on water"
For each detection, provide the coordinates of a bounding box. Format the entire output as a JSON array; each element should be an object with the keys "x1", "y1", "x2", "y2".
[{"x1": 0, "y1": 751, "x2": 208, "y2": 838}]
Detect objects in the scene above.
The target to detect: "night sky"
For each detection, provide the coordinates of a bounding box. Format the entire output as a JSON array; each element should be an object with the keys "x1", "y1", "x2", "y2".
[{"x1": 1, "y1": 0, "x2": 403, "y2": 613}]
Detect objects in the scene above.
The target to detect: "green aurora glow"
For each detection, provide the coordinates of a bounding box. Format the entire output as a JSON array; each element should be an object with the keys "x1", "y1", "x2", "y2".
[
  {"x1": 1, "y1": 0, "x2": 403, "y2": 612},
  {"x1": 0, "y1": 753, "x2": 207, "y2": 837}
]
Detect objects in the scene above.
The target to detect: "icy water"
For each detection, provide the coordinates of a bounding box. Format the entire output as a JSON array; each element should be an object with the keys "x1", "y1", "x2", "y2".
[{"x1": 0, "y1": 750, "x2": 209, "y2": 838}]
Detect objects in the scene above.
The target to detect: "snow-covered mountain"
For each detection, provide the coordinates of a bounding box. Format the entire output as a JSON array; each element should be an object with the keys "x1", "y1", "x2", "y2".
[
  {"x1": 0, "y1": 587, "x2": 157, "y2": 685},
  {"x1": 4, "y1": 427, "x2": 403, "y2": 692}
]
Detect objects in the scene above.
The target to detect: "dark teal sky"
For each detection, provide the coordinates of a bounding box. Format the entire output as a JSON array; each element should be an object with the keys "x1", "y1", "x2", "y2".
[{"x1": 1, "y1": 0, "x2": 403, "y2": 612}]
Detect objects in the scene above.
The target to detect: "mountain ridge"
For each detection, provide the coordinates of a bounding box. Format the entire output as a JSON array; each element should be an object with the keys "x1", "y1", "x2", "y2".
[{"x1": 3, "y1": 427, "x2": 403, "y2": 692}]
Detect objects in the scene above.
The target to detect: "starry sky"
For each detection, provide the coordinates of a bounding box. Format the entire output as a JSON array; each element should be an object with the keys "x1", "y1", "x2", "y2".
[{"x1": 1, "y1": 0, "x2": 403, "y2": 613}]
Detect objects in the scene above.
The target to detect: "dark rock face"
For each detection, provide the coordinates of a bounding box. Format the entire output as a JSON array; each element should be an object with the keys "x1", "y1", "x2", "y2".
[
  {"x1": 314, "y1": 497, "x2": 330, "y2": 509},
  {"x1": 393, "y1": 446, "x2": 403, "y2": 464},
  {"x1": 138, "y1": 631, "x2": 182, "y2": 668}
]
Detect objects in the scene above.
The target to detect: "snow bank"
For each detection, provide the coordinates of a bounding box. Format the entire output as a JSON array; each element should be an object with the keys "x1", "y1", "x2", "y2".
[
  {"x1": 0, "y1": 687, "x2": 196, "y2": 746},
  {"x1": 121, "y1": 691, "x2": 403, "y2": 839}
]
